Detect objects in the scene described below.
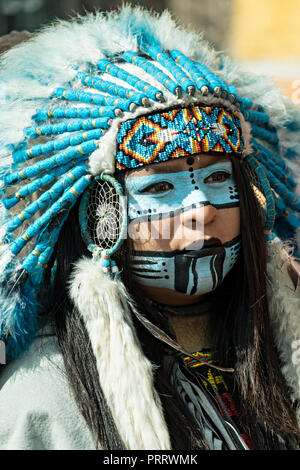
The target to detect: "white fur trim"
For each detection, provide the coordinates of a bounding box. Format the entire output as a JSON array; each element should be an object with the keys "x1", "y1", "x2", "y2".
[
  {"x1": 68, "y1": 257, "x2": 171, "y2": 450},
  {"x1": 266, "y1": 239, "x2": 300, "y2": 420}
]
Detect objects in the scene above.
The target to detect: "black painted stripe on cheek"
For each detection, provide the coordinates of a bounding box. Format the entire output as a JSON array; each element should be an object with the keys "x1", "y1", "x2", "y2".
[
  {"x1": 174, "y1": 254, "x2": 192, "y2": 293},
  {"x1": 190, "y1": 257, "x2": 198, "y2": 295}
]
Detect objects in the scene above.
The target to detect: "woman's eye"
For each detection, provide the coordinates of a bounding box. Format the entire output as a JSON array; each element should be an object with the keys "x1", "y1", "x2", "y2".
[
  {"x1": 204, "y1": 171, "x2": 231, "y2": 184},
  {"x1": 140, "y1": 181, "x2": 174, "y2": 194}
]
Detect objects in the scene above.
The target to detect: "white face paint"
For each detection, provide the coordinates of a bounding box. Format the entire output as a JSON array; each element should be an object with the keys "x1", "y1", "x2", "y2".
[{"x1": 124, "y1": 155, "x2": 241, "y2": 304}]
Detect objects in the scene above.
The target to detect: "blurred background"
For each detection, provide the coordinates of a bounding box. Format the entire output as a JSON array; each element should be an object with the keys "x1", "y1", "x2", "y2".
[{"x1": 0, "y1": 0, "x2": 299, "y2": 103}]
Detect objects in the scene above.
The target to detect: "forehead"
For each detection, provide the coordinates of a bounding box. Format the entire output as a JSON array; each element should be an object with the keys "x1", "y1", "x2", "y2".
[{"x1": 125, "y1": 154, "x2": 232, "y2": 178}]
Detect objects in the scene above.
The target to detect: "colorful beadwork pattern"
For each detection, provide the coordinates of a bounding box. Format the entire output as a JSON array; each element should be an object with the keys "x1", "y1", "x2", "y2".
[{"x1": 116, "y1": 106, "x2": 244, "y2": 171}]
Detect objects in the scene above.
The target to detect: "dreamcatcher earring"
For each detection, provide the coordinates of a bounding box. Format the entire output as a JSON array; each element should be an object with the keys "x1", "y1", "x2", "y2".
[{"x1": 79, "y1": 170, "x2": 128, "y2": 278}]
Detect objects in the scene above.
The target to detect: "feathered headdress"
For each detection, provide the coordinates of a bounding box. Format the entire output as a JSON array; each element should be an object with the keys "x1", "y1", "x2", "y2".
[{"x1": 0, "y1": 5, "x2": 299, "y2": 449}]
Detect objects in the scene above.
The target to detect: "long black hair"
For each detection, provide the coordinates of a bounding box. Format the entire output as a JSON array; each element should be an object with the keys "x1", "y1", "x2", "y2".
[{"x1": 46, "y1": 156, "x2": 300, "y2": 450}]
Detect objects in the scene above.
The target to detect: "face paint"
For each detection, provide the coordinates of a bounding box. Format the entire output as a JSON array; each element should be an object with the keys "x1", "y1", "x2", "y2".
[
  {"x1": 130, "y1": 236, "x2": 241, "y2": 296},
  {"x1": 124, "y1": 159, "x2": 241, "y2": 297},
  {"x1": 125, "y1": 161, "x2": 239, "y2": 220}
]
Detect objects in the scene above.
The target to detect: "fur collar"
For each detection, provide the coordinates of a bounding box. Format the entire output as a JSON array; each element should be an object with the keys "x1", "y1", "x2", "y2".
[{"x1": 266, "y1": 238, "x2": 300, "y2": 419}]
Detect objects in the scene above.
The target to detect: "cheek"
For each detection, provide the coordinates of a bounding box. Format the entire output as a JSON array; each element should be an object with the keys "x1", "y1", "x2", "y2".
[
  {"x1": 128, "y1": 216, "x2": 176, "y2": 251},
  {"x1": 217, "y1": 207, "x2": 240, "y2": 239}
]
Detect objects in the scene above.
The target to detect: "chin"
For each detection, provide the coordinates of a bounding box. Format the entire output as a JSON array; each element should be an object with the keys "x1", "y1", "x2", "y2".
[{"x1": 136, "y1": 284, "x2": 206, "y2": 306}]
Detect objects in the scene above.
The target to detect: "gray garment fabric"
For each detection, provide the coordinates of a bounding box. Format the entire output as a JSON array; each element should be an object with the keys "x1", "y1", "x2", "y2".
[
  {"x1": 168, "y1": 358, "x2": 289, "y2": 450},
  {"x1": 168, "y1": 357, "x2": 249, "y2": 450},
  {"x1": 0, "y1": 324, "x2": 97, "y2": 450}
]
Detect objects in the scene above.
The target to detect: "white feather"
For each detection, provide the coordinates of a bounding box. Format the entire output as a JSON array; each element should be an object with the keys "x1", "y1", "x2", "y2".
[{"x1": 68, "y1": 257, "x2": 171, "y2": 450}]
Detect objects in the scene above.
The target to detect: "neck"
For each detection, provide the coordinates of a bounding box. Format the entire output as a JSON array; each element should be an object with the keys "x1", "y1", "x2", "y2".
[
  {"x1": 145, "y1": 296, "x2": 212, "y2": 353},
  {"x1": 132, "y1": 283, "x2": 205, "y2": 306},
  {"x1": 164, "y1": 310, "x2": 212, "y2": 353}
]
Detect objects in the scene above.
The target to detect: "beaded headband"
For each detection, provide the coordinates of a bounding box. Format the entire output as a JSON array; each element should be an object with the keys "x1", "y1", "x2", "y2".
[
  {"x1": 0, "y1": 10, "x2": 300, "y2": 362},
  {"x1": 115, "y1": 105, "x2": 244, "y2": 171}
]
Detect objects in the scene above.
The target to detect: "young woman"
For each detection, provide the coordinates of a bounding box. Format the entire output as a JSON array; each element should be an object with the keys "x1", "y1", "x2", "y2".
[{"x1": 0, "y1": 6, "x2": 299, "y2": 450}]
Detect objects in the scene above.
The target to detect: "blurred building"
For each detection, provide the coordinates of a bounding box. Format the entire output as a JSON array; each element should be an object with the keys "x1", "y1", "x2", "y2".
[
  {"x1": 230, "y1": 0, "x2": 300, "y2": 61},
  {"x1": 0, "y1": 0, "x2": 167, "y2": 35},
  {"x1": 0, "y1": 0, "x2": 232, "y2": 47},
  {"x1": 167, "y1": 0, "x2": 233, "y2": 50},
  {"x1": 229, "y1": 0, "x2": 300, "y2": 103}
]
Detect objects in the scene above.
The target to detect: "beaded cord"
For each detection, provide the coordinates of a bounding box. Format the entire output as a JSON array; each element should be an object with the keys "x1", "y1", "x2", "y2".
[
  {"x1": 6, "y1": 164, "x2": 88, "y2": 233},
  {"x1": 13, "y1": 129, "x2": 103, "y2": 164},
  {"x1": 54, "y1": 87, "x2": 134, "y2": 112},
  {"x1": 24, "y1": 117, "x2": 111, "y2": 140},
  {"x1": 237, "y1": 97, "x2": 253, "y2": 110},
  {"x1": 275, "y1": 197, "x2": 300, "y2": 229},
  {"x1": 243, "y1": 110, "x2": 270, "y2": 125},
  {"x1": 33, "y1": 105, "x2": 118, "y2": 122},
  {"x1": 245, "y1": 155, "x2": 276, "y2": 232},
  {"x1": 123, "y1": 50, "x2": 182, "y2": 97},
  {"x1": 6, "y1": 143, "x2": 96, "y2": 186},
  {"x1": 2, "y1": 161, "x2": 80, "y2": 210},
  {"x1": 100, "y1": 251, "x2": 121, "y2": 279},
  {"x1": 9, "y1": 174, "x2": 92, "y2": 257},
  {"x1": 227, "y1": 84, "x2": 238, "y2": 103},
  {"x1": 194, "y1": 62, "x2": 226, "y2": 98},
  {"x1": 169, "y1": 49, "x2": 229, "y2": 98},
  {"x1": 22, "y1": 209, "x2": 69, "y2": 276},
  {"x1": 76, "y1": 71, "x2": 150, "y2": 107},
  {"x1": 251, "y1": 124, "x2": 279, "y2": 146},
  {"x1": 97, "y1": 59, "x2": 165, "y2": 102},
  {"x1": 255, "y1": 159, "x2": 300, "y2": 211},
  {"x1": 170, "y1": 50, "x2": 210, "y2": 95},
  {"x1": 144, "y1": 44, "x2": 195, "y2": 95},
  {"x1": 253, "y1": 148, "x2": 296, "y2": 191},
  {"x1": 251, "y1": 139, "x2": 286, "y2": 170}
]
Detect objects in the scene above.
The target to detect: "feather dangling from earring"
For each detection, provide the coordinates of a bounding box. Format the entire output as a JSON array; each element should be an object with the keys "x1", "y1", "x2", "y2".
[{"x1": 68, "y1": 256, "x2": 171, "y2": 450}]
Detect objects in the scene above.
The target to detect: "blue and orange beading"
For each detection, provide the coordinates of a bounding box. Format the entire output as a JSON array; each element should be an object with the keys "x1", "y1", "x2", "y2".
[{"x1": 115, "y1": 105, "x2": 244, "y2": 171}]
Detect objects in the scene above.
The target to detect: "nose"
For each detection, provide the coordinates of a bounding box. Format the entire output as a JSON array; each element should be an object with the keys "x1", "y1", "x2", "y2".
[
  {"x1": 171, "y1": 204, "x2": 218, "y2": 250},
  {"x1": 179, "y1": 204, "x2": 218, "y2": 230}
]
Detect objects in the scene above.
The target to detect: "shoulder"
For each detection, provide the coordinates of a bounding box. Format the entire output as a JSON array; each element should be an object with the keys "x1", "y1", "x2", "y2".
[{"x1": 0, "y1": 323, "x2": 96, "y2": 450}]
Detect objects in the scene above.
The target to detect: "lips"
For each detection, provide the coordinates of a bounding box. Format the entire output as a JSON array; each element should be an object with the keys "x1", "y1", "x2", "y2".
[
  {"x1": 202, "y1": 237, "x2": 222, "y2": 248},
  {"x1": 183, "y1": 237, "x2": 222, "y2": 251},
  {"x1": 181, "y1": 237, "x2": 225, "y2": 259}
]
